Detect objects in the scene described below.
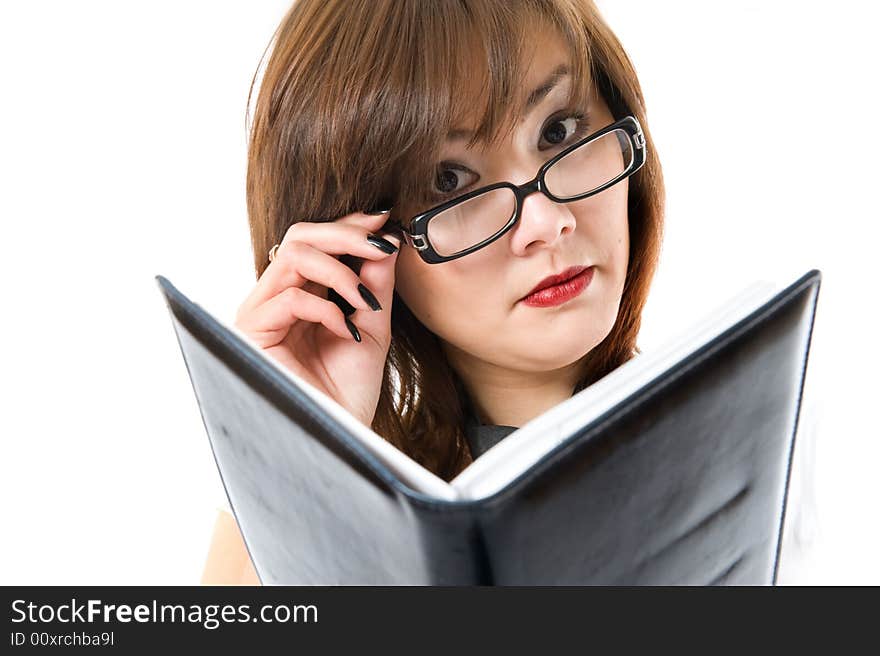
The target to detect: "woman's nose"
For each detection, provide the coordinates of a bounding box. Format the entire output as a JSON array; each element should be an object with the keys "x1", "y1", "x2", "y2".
[{"x1": 508, "y1": 185, "x2": 576, "y2": 255}]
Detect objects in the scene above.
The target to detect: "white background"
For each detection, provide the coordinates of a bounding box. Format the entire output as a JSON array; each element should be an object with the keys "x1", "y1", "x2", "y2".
[{"x1": 1, "y1": 1, "x2": 876, "y2": 584}]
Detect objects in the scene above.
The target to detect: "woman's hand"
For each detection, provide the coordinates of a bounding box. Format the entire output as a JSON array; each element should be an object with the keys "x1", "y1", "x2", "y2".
[{"x1": 234, "y1": 211, "x2": 401, "y2": 429}]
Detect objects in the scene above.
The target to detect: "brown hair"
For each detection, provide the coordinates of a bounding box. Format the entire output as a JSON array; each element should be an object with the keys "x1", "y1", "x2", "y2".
[{"x1": 245, "y1": 0, "x2": 665, "y2": 481}]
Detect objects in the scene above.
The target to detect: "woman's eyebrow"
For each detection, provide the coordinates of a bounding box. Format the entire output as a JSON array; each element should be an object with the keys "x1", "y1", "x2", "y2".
[
  {"x1": 523, "y1": 64, "x2": 571, "y2": 113},
  {"x1": 446, "y1": 64, "x2": 571, "y2": 142}
]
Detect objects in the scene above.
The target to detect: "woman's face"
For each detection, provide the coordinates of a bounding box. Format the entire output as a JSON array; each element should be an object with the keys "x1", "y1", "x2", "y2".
[{"x1": 393, "y1": 37, "x2": 629, "y2": 377}]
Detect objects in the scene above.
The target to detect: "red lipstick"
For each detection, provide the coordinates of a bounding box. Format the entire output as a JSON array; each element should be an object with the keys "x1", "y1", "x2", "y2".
[{"x1": 519, "y1": 265, "x2": 594, "y2": 308}]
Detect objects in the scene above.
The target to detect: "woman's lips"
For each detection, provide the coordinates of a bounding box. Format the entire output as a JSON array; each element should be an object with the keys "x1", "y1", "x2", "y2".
[{"x1": 519, "y1": 266, "x2": 595, "y2": 307}]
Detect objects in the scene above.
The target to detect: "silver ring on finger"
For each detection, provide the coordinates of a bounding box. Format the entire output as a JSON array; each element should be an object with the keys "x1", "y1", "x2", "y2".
[{"x1": 268, "y1": 243, "x2": 281, "y2": 263}]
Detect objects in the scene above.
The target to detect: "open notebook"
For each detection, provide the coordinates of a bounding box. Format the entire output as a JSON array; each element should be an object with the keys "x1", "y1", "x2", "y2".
[{"x1": 157, "y1": 269, "x2": 820, "y2": 585}]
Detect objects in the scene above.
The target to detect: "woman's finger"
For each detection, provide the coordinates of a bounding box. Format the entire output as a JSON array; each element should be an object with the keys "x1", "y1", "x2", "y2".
[
  {"x1": 278, "y1": 212, "x2": 398, "y2": 257},
  {"x1": 339, "y1": 232, "x2": 401, "y2": 336},
  {"x1": 236, "y1": 285, "x2": 355, "y2": 348},
  {"x1": 240, "y1": 213, "x2": 399, "y2": 314},
  {"x1": 264, "y1": 241, "x2": 384, "y2": 315}
]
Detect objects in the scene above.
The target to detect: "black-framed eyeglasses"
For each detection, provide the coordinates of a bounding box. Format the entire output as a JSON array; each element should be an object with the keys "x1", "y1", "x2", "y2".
[{"x1": 384, "y1": 114, "x2": 646, "y2": 264}]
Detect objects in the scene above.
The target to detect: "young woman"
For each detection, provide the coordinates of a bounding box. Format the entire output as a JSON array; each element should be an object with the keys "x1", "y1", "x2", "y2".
[{"x1": 202, "y1": 0, "x2": 664, "y2": 585}]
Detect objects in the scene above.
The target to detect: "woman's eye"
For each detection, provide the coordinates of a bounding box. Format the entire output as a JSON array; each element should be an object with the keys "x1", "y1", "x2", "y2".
[
  {"x1": 432, "y1": 165, "x2": 476, "y2": 198},
  {"x1": 540, "y1": 113, "x2": 589, "y2": 149}
]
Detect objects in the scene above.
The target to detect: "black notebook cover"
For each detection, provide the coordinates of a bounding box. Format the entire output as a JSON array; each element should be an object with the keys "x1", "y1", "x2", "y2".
[{"x1": 157, "y1": 269, "x2": 820, "y2": 585}]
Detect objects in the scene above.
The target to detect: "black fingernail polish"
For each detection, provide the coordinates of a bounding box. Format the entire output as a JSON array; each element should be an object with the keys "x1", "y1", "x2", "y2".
[
  {"x1": 358, "y1": 283, "x2": 382, "y2": 311},
  {"x1": 366, "y1": 233, "x2": 398, "y2": 254},
  {"x1": 365, "y1": 198, "x2": 393, "y2": 215},
  {"x1": 345, "y1": 316, "x2": 361, "y2": 342},
  {"x1": 328, "y1": 287, "x2": 357, "y2": 317}
]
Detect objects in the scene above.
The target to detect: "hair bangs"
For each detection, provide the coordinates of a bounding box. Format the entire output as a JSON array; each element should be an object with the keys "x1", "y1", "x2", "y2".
[{"x1": 388, "y1": 0, "x2": 595, "y2": 213}]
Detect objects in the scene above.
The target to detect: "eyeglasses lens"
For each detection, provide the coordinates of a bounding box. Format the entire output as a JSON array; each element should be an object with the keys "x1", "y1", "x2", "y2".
[{"x1": 426, "y1": 128, "x2": 634, "y2": 257}]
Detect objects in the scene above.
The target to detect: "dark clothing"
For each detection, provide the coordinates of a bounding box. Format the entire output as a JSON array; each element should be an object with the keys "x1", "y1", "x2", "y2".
[{"x1": 463, "y1": 411, "x2": 518, "y2": 459}]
